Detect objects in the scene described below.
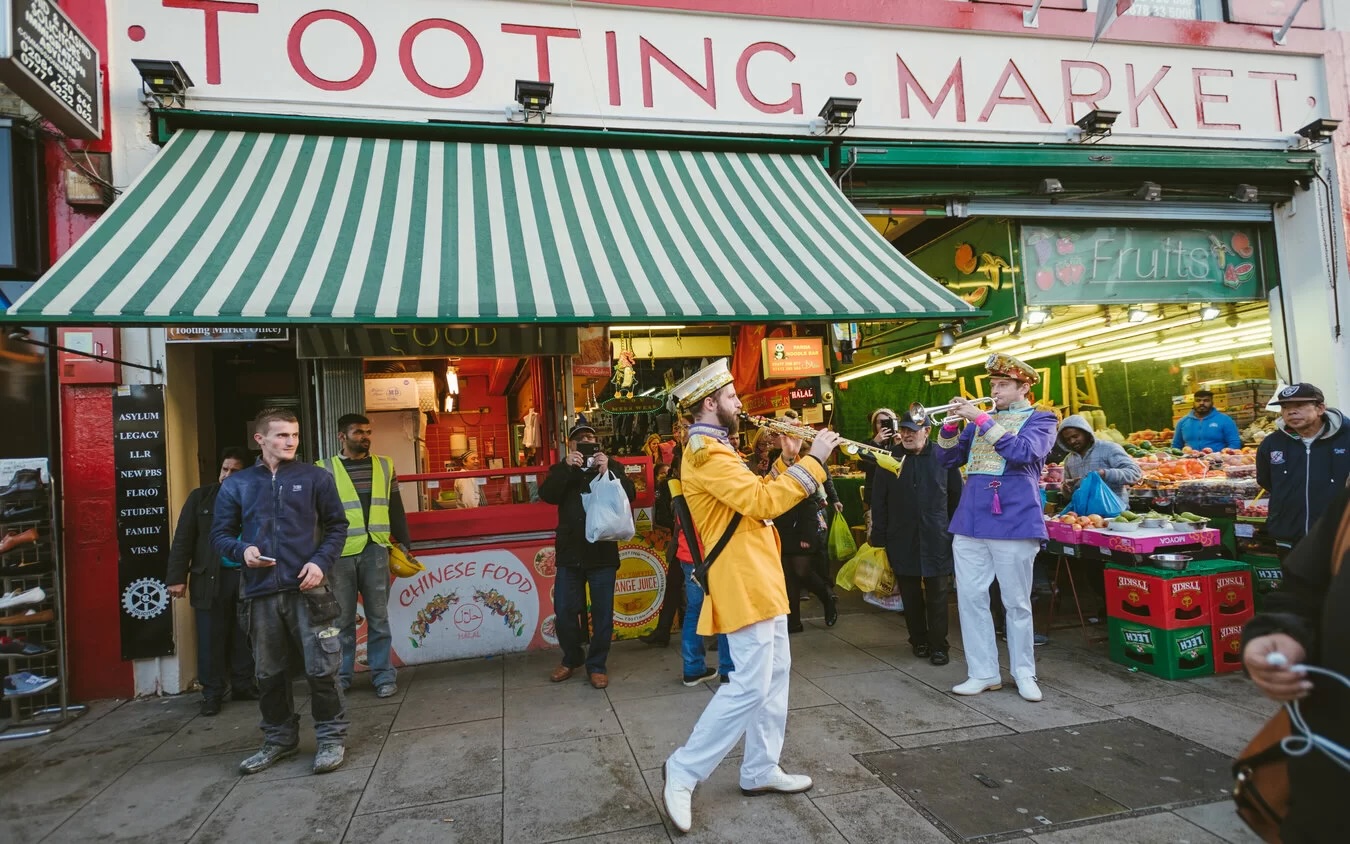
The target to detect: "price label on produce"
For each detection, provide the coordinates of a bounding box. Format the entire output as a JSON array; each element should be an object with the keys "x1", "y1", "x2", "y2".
[
  {"x1": 1063, "y1": 546, "x2": 1076, "y2": 557},
  {"x1": 1234, "y1": 524, "x2": 1255, "y2": 538}
]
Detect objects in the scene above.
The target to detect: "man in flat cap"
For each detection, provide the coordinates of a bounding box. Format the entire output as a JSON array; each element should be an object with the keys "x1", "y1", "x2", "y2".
[
  {"x1": 936, "y1": 353, "x2": 1058, "y2": 703},
  {"x1": 660, "y1": 358, "x2": 842, "y2": 834},
  {"x1": 1256, "y1": 382, "x2": 1350, "y2": 553}
]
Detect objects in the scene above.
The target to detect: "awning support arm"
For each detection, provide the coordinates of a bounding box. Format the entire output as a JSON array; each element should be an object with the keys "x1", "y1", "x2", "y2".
[{"x1": 6, "y1": 328, "x2": 164, "y2": 375}]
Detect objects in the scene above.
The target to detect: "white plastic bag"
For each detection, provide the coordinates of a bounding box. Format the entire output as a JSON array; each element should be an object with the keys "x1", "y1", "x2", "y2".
[{"x1": 582, "y1": 472, "x2": 636, "y2": 543}]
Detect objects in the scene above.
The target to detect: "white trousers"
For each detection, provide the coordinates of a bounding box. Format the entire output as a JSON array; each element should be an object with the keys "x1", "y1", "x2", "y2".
[
  {"x1": 666, "y1": 615, "x2": 790, "y2": 790},
  {"x1": 953, "y1": 535, "x2": 1040, "y2": 682}
]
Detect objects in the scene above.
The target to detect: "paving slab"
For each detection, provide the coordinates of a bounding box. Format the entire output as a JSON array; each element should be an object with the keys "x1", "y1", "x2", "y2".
[
  {"x1": 405, "y1": 655, "x2": 504, "y2": 690},
  {"x1": 787, "y1": 629, "x2": 894, "y2": 680},
  {"x1": 641, "y1": 762, "x2": 847, "y2": 843},
  {"x1": 1183, "y1": 674, "x2": 1280, "y2": 718},
  {"x1": 1110, "y1": 693, "x2": 1268, "y2": 757},
  {"x1": 814, "y1": 669, "x2": 993, "y2": 737},
  {"x1": 568, "y1": 823, "x2": 674, "y2": 844},
  {"x1": 1026, "y1": 810, "x2": 1227, "y2": 844},
  {"x1": 601, "y1": 642, "x2": 716, "y2": 703},
  {"x1": 1174, "y1": 801, "x2": 1264, "y2": 844},
  {"x1": 393, "y1": 684, "x2": 503, "y2": 732},
  {"x1": 503, "y1": 676, "x2": 622, "y2": 748},
  {"x1": 251, "y1": 702, "x2": 400, "y2": 782},
  {"x1": 0, "y1": 736, "x2": 162, "y2": 844},
  {"x1": 948, "y1": 683, "x2": 1118, "y2": 733},
  {"x1": 503, "y1": 648, "x2": 572, "y2": 690},
  {"x1": 817, "y1": 612, "x2": 909, "y2": 651},
  {"x1": 56, "y1": 694, "x2": 197, "y2": 747},
  {"x1": 787, "y1": 672, "x2": 837, "y2": 710},
  {"x1": 811, "y1": 786, "x2": 952, "y2": 844},
  {"x1": 45, "y1": 753, "x2": 238, "y2": 843},
  {"x1": 358, "y1": 718, "x2": 503, "y2": 814},
  {"x1": 503, "y1": 734, "x2": 658, "y2": 842},
  {"x1": 190, "y1": 766, "x2": 369, "y2": 844},
  {"x1": 143, "y1": 701, "x2": 267, "y2": 762},
  {"x1": 611, "y1": 688, "x2": 715, "y2": 770},
  {"x1": 775, "y1": 704, "x2": 896, "y2": 797},
  {"x1": 892, "y1": 722, "x2": 1017, "y2": 749},
  {"x1": 1023, "y1": 645, "x2": 1183, "y2": 707},
  {"x1": 1006, "y1": 719, "x2": 1235, "y2": 809},
  {"x1": 865, "y1": 642, "x2": 970, "y2": 692},
  {"x1": 343, "y1": 793, "x2": 504, "y2": 843}
]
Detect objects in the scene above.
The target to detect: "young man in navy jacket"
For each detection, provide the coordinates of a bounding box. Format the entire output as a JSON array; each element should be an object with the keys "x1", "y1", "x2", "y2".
[
  {"x1": 1256, "y1": 383, "x2": 1350, "y2": 551},
  {"x1": 212, "y1": 407, "x2": 349, "y2": 776}
]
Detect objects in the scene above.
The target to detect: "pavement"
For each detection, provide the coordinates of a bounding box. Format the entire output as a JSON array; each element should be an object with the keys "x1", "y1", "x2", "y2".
[{"x1": 0, "y1": 593, "x2": 1273, "y2": 844}]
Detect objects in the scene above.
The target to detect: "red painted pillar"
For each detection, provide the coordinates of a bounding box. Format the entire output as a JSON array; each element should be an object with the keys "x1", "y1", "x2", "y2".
[{"x1": 51, "y1": 1, "x2": 133, "y2": 699}]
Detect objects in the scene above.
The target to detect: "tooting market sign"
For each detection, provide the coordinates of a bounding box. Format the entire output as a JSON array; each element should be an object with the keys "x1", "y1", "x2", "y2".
[
  {"x1": 112, "y1": 0, "x2": 1322, "y2": 142},
  {"x1": 0, "y1": 0, "x2": 100, "y2": 139}
]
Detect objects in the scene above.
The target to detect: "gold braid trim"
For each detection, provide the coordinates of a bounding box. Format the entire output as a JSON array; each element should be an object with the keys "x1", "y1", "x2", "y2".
[{"x1": 981, "y1": 423, "x2": 1010, "y2": 446}]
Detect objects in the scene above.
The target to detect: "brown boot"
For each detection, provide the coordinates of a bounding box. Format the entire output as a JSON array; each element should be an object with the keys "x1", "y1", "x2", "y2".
[{"x1": 549, "y1": 664, "x2": 575, "y2": 682}]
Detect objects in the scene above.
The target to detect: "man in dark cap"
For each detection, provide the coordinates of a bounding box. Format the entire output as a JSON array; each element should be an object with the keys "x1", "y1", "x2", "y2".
[
  {"x1": 1172, "y1": 389, "x2": 1240, "y2": 452},
  {"x1": 540, "y1": 423, "x2": 636, "y2": 689},
  {"x1": 1256, "y1": 383, "x2": 1350, "y2": 551}
]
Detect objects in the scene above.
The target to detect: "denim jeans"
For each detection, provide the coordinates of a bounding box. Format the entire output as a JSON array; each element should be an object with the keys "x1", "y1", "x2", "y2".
[
  {"x1": 680, "y1": 563, "x2": 733, "y2": 678},
  {"x1": 196, "y1": 566, "x2": 255, "y2": 702},
  {"x1": 553, "y1": 565, "x2": 617, "y2": 675},
  {"x1": 244, "y1": 588, "x2": 348, "y2": 746},
  {"x1": 329, "y1": 543, "x2": 395, "y2": 688}
]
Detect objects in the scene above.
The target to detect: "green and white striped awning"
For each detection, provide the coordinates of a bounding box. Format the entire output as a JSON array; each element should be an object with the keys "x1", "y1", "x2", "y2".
[{"x1": 6, "y1": 129, "x2": 973, "y2": 324}]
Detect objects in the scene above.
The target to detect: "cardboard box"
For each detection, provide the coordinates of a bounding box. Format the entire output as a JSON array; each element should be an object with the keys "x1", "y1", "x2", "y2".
[
  {"x1": 1080, "y1": 526, "x2": 1222, "y2": 556},
  {"x1": 1045, "y1": 519, "x2": 1083, "y2": 544},
  {"x1": 1108, "y1": 619, "x2": 1215, "y2": 680}
]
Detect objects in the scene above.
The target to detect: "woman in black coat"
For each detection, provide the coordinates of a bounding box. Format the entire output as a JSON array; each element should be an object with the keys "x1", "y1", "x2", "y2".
[
  {"x1": 775, "y1": 435, "x2": 838, "y2": 633},
  {"x1": 870, "y1": 419, "x2": 963, "y2": 665}
]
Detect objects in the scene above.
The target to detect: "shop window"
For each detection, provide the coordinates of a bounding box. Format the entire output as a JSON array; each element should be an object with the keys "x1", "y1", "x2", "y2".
[
  {"x1": 1225, "y1": 0, "x2": 1324, "y2": 29},
  {"x1": 0, "y1": 125, "x2": 46, "y2": 280}
]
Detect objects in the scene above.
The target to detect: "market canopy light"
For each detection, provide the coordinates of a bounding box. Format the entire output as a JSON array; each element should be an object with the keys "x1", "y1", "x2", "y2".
[
  {"x1": 1074, "y1": 109, "x2": 1119, "y2": 141},
  {"x1": 1127, "y1": 306, "x2": 1149, "y2": 323},
  {"x1": 1036, "y1": 178, "x2": 1064, "y2": 195},
  {"x1": 1231, "y1": 184, "x2": 1259, "y2": 203},
  {"x1": 817, "y1": 96, "x2": 861, "y2": 134},
  {"x1": 1295, "y1": 117, "x2": 1340, "y2": 146},
  {"x1": 513, "y1": 79, "x2": 554, "y2": 122},
  {"x1": 1025, "y1": 307, "x2": 1051, "y2": 325},
  {"x1": 1135, "y1": 182, "x2": 1162, "y2": 202},
  {"x1": 131, "y1": 59, "x2": 193, "y2": 108},
  {"x1": 1199, "y1": 304, "x2": 1221, "y2": 321}
]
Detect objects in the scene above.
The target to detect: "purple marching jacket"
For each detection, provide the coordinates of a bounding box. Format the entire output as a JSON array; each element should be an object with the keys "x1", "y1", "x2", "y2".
[{"x1": 935, "y1": 402, "x2": 1059, "y2": 541}]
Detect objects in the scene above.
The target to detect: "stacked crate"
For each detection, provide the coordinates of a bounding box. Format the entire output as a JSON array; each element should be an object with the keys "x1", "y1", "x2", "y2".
[{"x1": 1105, "y1": 559, "x2": 1254, "y2": 678}]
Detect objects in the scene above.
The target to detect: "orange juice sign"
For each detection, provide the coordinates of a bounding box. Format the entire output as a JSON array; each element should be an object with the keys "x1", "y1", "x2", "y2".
[{"x1": 761, "y1": 338, "x2": 825, "y2": 379}]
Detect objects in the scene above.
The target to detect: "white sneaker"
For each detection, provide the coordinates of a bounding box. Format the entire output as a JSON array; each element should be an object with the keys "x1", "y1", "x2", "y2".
[
  {"x1": 952, "y1": 676, "x2": 1002, "y2": 695},
  {"x1": 662, "y1": 761, "x2": 693, "y2": 833},
  {"x1": 740, "y1": 767, "x2": 814, "y2": 795},
  {"x1": 1015, "y1": 676, "x2": 1043, "y2": 702},
  {"x1": 0, "y1": 587, "x2": 44, "y2": 611}
]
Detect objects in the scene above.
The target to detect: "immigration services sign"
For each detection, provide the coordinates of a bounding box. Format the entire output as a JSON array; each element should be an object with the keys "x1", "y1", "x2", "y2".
[{"x1": 0, "y1": 0, "x2": 101, "y2": 139}]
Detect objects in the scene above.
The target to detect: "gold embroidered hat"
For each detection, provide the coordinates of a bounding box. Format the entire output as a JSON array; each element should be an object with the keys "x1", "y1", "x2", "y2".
[
  {"x1": 670, "y1": 358, "x2": 734, "y2": 410},
  {"x1": 985, "y1": 352, "x2": 1039, "y2": 385}
]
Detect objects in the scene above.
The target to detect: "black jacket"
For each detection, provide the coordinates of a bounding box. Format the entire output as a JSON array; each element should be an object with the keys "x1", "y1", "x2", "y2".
[
  {"x1": 1256, "y1": 409, "x2": 1350, "y2": 542},
  {"x1": 539, "y1": 462, "x2": 637, "y2": 569},
  {"x1": 167, "y1": 483, "x2": 228, "y2": 610},
  {"x1": 1241, "y1": 483, "x2": 1350, "y2": 841},
  {"x1": 870, "y1": 443, "x2": 963, "y2": 577},
  {"x1": 776, "y1": 492, "x2": 826, "y2": 556}
]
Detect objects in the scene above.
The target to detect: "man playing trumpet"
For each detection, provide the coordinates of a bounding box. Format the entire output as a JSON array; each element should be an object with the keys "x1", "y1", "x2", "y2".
[
  {"x1": 935, "y1": 353, "x2": 1058, "y2": 703},
  {"x1": 660, "y1": 358, "x2": 842, "y2": 834}
]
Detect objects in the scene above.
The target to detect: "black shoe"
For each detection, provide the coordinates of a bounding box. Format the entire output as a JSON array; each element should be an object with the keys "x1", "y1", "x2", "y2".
[
  {"x1": 824, "y1": 595, "x2": 839, "y2": 627},
  {"x1": 201, "y1": 698, "x2": 222, "y2": 717},
  {"x1": 912, "y1": 643, "x2": 931, "y2": 659},
  {"x1": 930, "y1": 651, "x2": 949, "y2": 666},
  {"x1": 682, "y1": 668, "x2": 717, "y2": 687},
  {"x1": 638, "y1": 632, "x2": 670, "y2": 648},
  {"x1": 0, "y1": 470, "x2": 44, "y2": 501},
  {"x1": 787, "y1": 620, "x2": 804, "y2": 634},
  {"x1": 0, "y1": 503, "x2": 46, "y2": 523}
]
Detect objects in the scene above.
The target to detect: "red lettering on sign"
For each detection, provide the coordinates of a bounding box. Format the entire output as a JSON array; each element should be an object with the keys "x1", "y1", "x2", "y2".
[
  {"x1": 640, "y1": 37, "x2": 716, "y2": 109},
  {"x1": 735, "y1": 42, "x2": 802, "y2": 115},
  {"x1": 897, "y1": 55, "x2": 965, "y2": 122},
  {"x1": 1061, "y1": 60, "x2": 1111, "y2": 124},
  {"x1": 288, "y1": 10, "x2": 376, "y2": 92},
  {"x1": 501, "y1": 24, "x2": 581, "y2": 84},
  {"x1": 1193, "y1": 68, "x2": 1240, "y2": 131},
  {"x1": 606, "y1": 31, "x2": 621, "y2": 106},
  {"x1": 1247, "y1": 71, "x2": 1296, "y2": 132},
  {"x1": 400, "y1": 19, "x2": 484, "y2": 98},
  {"x1": 978, "y1": 60, "x2": 1050, "y2": 124},
  {"x1": 1126, "y1": 64, "x2": 1177, "y2": 129},
  {"x1": 162, "y1": 0, "x2": 259, "y2": 86}
]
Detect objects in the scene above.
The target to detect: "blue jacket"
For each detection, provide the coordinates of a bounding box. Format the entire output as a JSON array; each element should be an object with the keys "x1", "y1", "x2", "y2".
[
  {"x1": 1256, "y1": 409, "x2": 1350, "y2": 542},
  {"x1": 1171, "y1": 410, "x2": 1241, "y2": 452},
  {"x1": 210, "y1": 460, "x2": 349, "y2": 599}
]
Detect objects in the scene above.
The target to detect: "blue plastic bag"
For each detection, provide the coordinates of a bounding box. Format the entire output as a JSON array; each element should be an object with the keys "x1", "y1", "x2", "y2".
[{"x1": 1066, "y1": 472, "x2": 1123, "y2": 518}]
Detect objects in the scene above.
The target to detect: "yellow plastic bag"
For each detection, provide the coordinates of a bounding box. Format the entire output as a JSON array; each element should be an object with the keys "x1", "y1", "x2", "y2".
[
  {"x1": 835, "y1": 543, "x2": 869, "y2": 591},
  {"x1": 852, "y1": 545, "x2": 890, "y2": 592}
]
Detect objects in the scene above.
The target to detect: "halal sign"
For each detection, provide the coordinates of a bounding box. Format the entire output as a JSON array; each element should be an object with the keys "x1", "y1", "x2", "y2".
[{"x1": 0, "y1": 0, "x2": 101, "y2": 140}]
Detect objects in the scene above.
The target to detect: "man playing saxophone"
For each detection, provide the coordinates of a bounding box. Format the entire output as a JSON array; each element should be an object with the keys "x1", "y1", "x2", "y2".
[
  {"x1": 935, "y1": 353, "x2": 1057, "y2": 703},
  {"x1": 660, "y1": 358, "x2": 842, "y2": 834}
]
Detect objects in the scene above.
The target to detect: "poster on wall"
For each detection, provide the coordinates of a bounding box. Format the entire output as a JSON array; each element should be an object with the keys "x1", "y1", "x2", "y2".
[
  {"x1": 573, "y1": 327, "x2": 612, "y2": 378},
  {"x1": 112, "y1": 384, "x2": 175, "y2": 660}
]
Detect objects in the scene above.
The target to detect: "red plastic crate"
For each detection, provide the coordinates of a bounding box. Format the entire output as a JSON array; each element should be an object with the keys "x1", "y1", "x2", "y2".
[
  {"x1": 1105, "y1": 568, "x2": 1211, "y2": 630},
  {"x1": 1212, "y1": 619, "x2": 1250, "y2": 674},
  {"x1": 1209, "y1": 568, "x2": 1255, "y2": 623}
]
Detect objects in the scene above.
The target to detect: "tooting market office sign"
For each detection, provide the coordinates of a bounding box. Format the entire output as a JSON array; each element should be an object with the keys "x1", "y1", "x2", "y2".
[{"x1": 113, "y1": 0, "x2": 1322, "y2": 142}]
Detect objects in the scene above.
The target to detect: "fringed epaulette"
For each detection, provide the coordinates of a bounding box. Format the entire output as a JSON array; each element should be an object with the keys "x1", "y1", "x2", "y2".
[{"x1": 686, "y1": 434, "x2": 715, "y2": 468}]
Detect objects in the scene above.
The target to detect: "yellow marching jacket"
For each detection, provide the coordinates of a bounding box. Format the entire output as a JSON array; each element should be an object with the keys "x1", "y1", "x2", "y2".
[{"x1": 681, "y1": 432, "x2": 827, "y2": 636}]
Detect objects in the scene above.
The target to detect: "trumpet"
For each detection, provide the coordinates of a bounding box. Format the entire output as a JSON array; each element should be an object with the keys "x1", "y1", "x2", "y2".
[
  {"x1": 740, "y1": 414, "x2": 904, "y2": 476},
  {"x1": 909, "y1": 397, "x2": 994, "y2": 425}
]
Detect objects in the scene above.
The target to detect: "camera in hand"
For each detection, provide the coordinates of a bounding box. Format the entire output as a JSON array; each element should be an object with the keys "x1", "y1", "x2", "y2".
[
  {"x1": 577, "y1": 441, "x2": 601, "y2": 468},
  {"x1": 880, "y1": 418, "x2": 896, "y2": 433}
]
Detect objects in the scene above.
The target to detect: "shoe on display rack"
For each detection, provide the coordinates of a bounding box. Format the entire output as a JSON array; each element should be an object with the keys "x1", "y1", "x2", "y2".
[
  {"x1": 0, "y1": 587, "x2": 45, "y2": 611},
  {"x1": 0, "y1": 558, "x2": 51, "y2": 577},
  {"x1": 0, "y1": 608, "x2": 55, "y2": 626},
  {"x1": 3, "y1": 671, "x2": 58, "y2": 697},
  {"x1": 0, "y1": 503, "x2": 46, "y2": 523},
  {"x1": 0, "y1": 636, "x2": 54, "y2": 656},
  {"x1": 0, "y1": 528, "x2": 39, "y2": 556},
  {"x1": 0, "y1": 469, "x2": 44, "y2": 501}
]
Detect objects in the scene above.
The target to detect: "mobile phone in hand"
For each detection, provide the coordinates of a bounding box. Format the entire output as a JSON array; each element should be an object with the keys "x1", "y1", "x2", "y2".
[{"x1": 257, "y1": 555, "x2": 277, "y2": 564}]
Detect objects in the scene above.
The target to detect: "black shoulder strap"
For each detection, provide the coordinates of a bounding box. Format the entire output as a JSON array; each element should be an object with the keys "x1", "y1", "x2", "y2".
[{"x1": 670, "y1": 479, "x2": 741, "y2": 595}]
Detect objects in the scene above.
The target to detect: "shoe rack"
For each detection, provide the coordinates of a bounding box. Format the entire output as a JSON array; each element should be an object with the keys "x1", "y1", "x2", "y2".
[{"x1": 0, "y1": 466, "x2": 85, "y2": 740}]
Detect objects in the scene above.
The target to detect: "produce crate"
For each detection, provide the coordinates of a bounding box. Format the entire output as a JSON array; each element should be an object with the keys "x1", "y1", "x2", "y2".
[
  {"x1": 1107, "y1": 618, "x2": 1215, "y2": 679},
  {"x1": 1104, "y1": 559, "x2": 1248, "y2": 630},
  {"x1": 1213, "y1": 618, "x2": 1253, "y2": 674},
  {"x1": 1080, "y1": 525, "x2": 1222, "y2": 556},
  {"x1": 1240, "y1": 552, "x2": 1283, "y2": 611}
]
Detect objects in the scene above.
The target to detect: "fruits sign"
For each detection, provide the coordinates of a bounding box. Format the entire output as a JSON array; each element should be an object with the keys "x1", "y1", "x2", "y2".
[{"x1": 1020, "y1": 223, "x2": 1266, "y2": 305}]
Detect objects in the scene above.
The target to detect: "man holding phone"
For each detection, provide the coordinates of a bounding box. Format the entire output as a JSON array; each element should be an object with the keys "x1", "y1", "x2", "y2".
[
  {"x1": 212, "y1": 408, "x2": 350, "y2": 776},
  {"x1": 539, "y1": 424, "x2": 636, "y2": 689}
]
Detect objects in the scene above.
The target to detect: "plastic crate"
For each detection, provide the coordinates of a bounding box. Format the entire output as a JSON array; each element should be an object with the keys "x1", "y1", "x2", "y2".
[{"x1": 1108, "y1": 619, "x2": 1215, "y2": 679}]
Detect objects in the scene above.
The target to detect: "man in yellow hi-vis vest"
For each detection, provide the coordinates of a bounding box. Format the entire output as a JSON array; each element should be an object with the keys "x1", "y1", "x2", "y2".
[{"x1": 318, "y1": 414, "x2": 414, "y2": 699}]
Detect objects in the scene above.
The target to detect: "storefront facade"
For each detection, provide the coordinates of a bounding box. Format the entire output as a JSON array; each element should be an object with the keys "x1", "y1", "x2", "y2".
[{"x1": 5, "y1": 0, "x2": 1350, "y2": 699}]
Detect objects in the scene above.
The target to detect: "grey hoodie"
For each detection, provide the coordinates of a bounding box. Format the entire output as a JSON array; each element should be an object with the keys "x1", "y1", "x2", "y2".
[{"x1": 1057, "y1": 415, "x2": 1143, "y2": 509}]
